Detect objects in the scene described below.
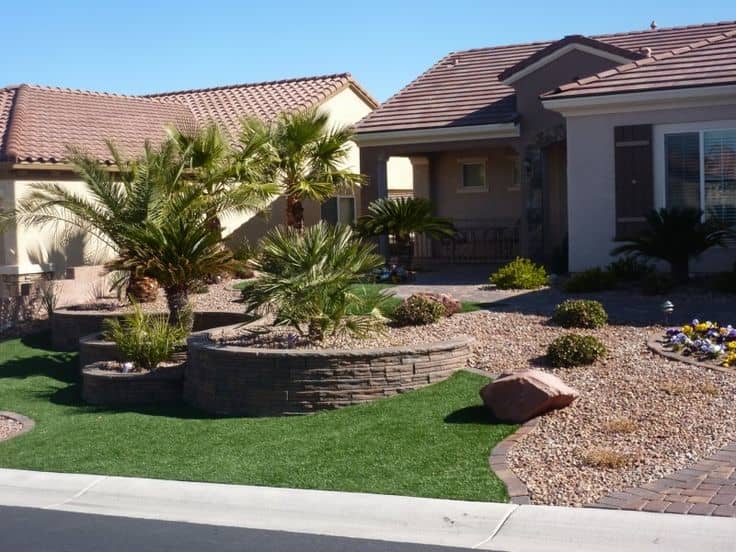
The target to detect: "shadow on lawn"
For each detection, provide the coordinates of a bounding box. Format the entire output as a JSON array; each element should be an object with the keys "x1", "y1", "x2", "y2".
[
  {"x1": 0, "y1": 333, "x2": 77, "y2": 384},
  {"x1": 444, "y1": 405, "x2": 509, "y2": 426}
]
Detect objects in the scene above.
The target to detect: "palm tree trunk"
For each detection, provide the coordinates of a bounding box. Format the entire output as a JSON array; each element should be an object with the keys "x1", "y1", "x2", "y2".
[
  {"x1": 286, "y1": 195, "x2": 305, "y2": 231},
  {"x1": 165, "y1": 287, "x2": 193, "y2": 331},
  {"x1": 126, "y1": 274, "x2": 158, "y2": 303}
]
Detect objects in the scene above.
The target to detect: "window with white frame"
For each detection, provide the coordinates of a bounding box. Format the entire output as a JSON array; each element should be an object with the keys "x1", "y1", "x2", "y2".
[
  {"x1": 663, "y1": 128, "x2": 736, "y2": 226},
  {"x1": 336, "y1": 196, "x2": 356, "y2": 225},
  {"x1": 458, "y1": 159, "x2": 487, "y2": 191}
]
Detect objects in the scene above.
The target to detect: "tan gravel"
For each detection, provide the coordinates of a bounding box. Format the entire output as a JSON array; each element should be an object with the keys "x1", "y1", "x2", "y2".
[
  {"x1": 223, "y1": 309, "x2": 736, "y2": 507},
  {"x1": 0, "y1": 415, "x2": 23, "y2": 441}
]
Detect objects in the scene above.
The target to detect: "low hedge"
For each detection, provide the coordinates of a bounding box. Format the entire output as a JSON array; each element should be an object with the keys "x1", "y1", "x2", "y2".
[
  {"x1": 552, "y1": 299, "x2": 608, "y2": 329},
  {"x1": 547, "y1": 334, "x2": 606, "y2": 367},
  {"x1": 489, "y1": 257, "x2": 549, "y2": 290}
]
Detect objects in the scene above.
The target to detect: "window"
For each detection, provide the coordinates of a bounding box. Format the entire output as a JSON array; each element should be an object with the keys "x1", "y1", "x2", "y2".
[
  {"x1": 508, "y1": 160, "x2": 521, "y2": 191},
  {"x1": 459, "y1": 159, "x2": 487, "y2": 191},
  {"x1": 336, "y1": 196, "x2": 355, "y2": 225},
  {"x1": 663, "y1": 128, "x2": 736, "y2": 226}
]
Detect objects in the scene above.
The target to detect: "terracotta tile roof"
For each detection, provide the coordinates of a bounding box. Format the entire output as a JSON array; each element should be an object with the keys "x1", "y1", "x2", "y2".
[
  {"x1": 498, "y1": 35, "x2": 645, "y2": 82},
  {"x1": 544, "y1": 29, "x2": 736, "y2": 99},
  {"x1": 0, "y1": 74, "x2": 375, "y2": 164},
  {"x1": 357, "y1": 20, "x2": 736, "y2": 134},
  {"x1": 0, "y1": 84, "x2": 195, "y2": 164},
  {"x1": 149, "y1": 73, "x2": 376, "y2": 138}
]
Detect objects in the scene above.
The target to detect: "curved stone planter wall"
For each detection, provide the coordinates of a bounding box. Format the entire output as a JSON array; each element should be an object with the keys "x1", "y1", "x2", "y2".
[
  {"x1": 185, "y1": 328, "x2": 473, "y2": 416},
  {"x1": 79, "y1": 333, "x2": 187, "y2": 369},
  {"x1": 52, "y1": 309, "x2": 249, "y2": 351},
  {"x1": 647, "y1": 334, "x2": 733, "y2": 373},
  {"x1": 82, "y1": 362, "x2": 185, "y2": 406}
]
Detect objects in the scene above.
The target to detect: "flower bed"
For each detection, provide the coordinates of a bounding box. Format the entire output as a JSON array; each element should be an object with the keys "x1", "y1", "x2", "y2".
[{"x1": 663, "y1": 319, "x2": 736, "y2": 368}]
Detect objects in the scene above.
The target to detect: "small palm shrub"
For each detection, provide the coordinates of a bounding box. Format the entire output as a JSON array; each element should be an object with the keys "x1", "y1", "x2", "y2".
[
  {"x1": 242, "y1": 223, "x2": 386, "y2": 341},
  {"x1": 607, "y1": 256, "x2": 652, "y2": 282},
  {"x1": 490, "y1": 257, "x2": 549, "y2": 290},
  {"x1": 103, "y1": 305, "x2": 187, "y2": 371},
  {"x1": 393, "y1": 295, "x2": 447, "y2": 326},
  {"x1": 611, "y1": 208, "x2": 726, "y2": 283},
  {"x1": 564, "y1": 268, "x2": 616, "y2": 293},
  {"x1": 641, "y1": 272, "x2": 675, "y2": 295},
  {"x1": 552, "y1": 299, "x2": 608, "y2": 329},
  {"x1": 547, "y1": 334, "x2": 606, "y2": 367}
]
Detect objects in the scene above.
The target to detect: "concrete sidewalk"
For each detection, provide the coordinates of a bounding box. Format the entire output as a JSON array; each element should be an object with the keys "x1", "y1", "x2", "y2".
[{"x1": 0, "y1": 468, "x2": 734, "y2": 551}]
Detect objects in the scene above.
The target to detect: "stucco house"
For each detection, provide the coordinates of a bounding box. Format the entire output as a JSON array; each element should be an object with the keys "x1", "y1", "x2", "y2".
[
  {"x1": 0, "y1": 74, "x2": 411, "y2": 298},
  {"x1": 356, "y1": 20, "x2": 736, "y2": 273}
]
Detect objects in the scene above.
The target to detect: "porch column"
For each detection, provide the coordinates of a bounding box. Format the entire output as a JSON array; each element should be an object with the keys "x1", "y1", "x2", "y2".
[{"x1": 359, "y1": 147, "x2": 389, "y2": 256}]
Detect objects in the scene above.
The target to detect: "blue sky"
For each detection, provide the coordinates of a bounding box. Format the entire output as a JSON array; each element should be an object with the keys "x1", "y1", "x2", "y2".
[{"x1": 2, "y1": 1, "x2": 733, "y2": 102}]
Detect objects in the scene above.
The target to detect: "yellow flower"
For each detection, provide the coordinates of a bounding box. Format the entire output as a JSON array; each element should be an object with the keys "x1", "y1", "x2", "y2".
[
  {"x1": 727, "y1": 342, "x2": 736, "y2": 351},
  {"x1": 681, "y1": 325, "x2": 694, "y2": 336},
  {"x1": 695, "y1": 322, "x2": 712, "y2": 333}
]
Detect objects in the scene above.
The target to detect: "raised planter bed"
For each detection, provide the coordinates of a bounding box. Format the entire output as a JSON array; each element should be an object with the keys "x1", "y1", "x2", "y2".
[
  {"x1": 52, "y1": 308, "x2": 249, "y2": 351},
  {"x1": 185, "y1": 326, "x2": 473, "y2": 416},
  {"x1": 79, "y1": 332, "x2": 187, "y2": 369},
  {"x1": 81, "y1": 361, "x2": 185, "y2": 406}
]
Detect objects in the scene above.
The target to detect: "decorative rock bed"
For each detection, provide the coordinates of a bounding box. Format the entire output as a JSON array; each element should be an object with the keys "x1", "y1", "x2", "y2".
[
  {"x1": 81, "y1": 361, "x2": 185, "y2": 406},
  {"x1": 52, "y1": 308, "x2": 249, "y2": 351},
  {"x1": 184, "y1": 327, "x2": 473, "y2": 416}
]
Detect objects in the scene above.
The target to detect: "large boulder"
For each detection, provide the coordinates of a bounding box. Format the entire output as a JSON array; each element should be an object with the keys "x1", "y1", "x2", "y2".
[
  {"x1": 480, "y1": 369, "x2": 579, "y2": 423},
  {"x1": 414, "y1": 292, "x2": 461, "y2": 317}
]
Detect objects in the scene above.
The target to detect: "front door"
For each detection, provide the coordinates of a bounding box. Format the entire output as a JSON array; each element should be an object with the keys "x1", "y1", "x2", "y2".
[{"x1": 543, "y1": 141, "x2": 568, "y2": 270}]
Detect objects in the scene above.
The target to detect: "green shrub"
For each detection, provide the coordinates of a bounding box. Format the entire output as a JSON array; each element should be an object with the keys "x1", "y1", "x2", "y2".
[
  {"x1": 243, "y1": 223, "x2": 386, "y2": 341},
  {"x1": 490, "y1": 257, "x2": 549, "y2": 290},
  {"x1": 641, "y1": 272, "x2": 675, "y2": 295},
  {"x1": 564, "y1": 268, "x2": 616, "y2": 293},
  {"x1": 552, "y1": 299, "x2": 608, "y2": 329},
  {"x1": 607, "y1": 256, "x2": 652, "y2": 282},
  {"x1": 393, "y1": 294, "x2": 447, "y2": 326},
  {"x1": 547, "y1": 334, "x2": 606, "y2": 367},
  {"x1": 103, "y1": 305, "x2": 187, "y2": 371}
]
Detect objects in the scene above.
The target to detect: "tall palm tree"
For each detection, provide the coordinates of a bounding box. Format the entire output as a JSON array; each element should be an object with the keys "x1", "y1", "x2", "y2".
[
  {"x1": 611, "y1": 207, "x2": 727, "y2": 283},
  {"x1": 357, "y1": 197, "x2": 456, "y2": 268},
  {"x1": 241, "y1": 110, "x2": 363, "y2": 231}
]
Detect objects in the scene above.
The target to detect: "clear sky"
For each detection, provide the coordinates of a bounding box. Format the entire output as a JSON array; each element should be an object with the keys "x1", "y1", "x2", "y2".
[{"x1": 2, "y1": 0, "x2": 733, "y2": 102}]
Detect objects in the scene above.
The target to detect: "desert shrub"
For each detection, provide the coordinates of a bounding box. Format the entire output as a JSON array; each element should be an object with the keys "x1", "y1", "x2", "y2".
[
  {"x1": 581, "y1": 447, "x2": 633, "y2": 469},
  {"x1": 547, "y1": 334, "x2": 606, "y2": 367},
  {"x1": 490, "y1": 257, "x2": 549, "y2": 290},
  {"x1": 229, "y1": 240, "x2": 258, "y2": 279},
  {"x1": 103, "y1": 305, "x2": 187, "y2": 371},
  {"x1": 564, "y1": 268, "x2": 616, "y2": 293},
  {"x1": 393, "y1": 294, "x2": 447, "y2": 326},
  {"x1": 607, "y1": 256, "x2": 652, "y2": 282},
  {"x1": 243, "y1": 223, "x2": 386, "y2": 341},
  {"x1": 641, "y1": 272, "x2": 675, "y2": 295},
  {"x1": 552, "y1": 299, "x2": 608, "y2": 329}
]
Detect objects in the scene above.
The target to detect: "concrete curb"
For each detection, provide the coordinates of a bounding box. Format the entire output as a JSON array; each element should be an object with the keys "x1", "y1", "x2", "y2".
[{"x1": 0, "y1": 411, "x2": 35, "y2": 441}]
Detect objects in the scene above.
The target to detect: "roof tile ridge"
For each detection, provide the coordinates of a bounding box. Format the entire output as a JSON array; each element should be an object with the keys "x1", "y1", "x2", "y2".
[
  {"x1": 144, "y1": 73, "x2": 352, "y2": 98},
  {"x1": 13, "y1": 83, "x2": 189, "y2": 107},
  {"x1": 592, "y1": 19, "x2": 736, "y2": 41},
  {"x1": 3, "y1": 84, "x2": 29, "y2": 162}
]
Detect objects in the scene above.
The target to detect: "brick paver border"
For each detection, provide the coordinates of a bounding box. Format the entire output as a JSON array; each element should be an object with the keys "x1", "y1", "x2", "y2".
[
  {"x1": 488, "y1": 417, "x2": 539, "y2": 505},
  {"x1": 0, "y1": 411, "x2": 35, "y2": 441}
]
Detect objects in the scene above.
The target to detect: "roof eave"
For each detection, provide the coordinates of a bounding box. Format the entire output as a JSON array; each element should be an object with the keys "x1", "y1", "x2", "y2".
[
  {"x1": 542, "y1": 83, "x2": 736, "y2": 116},
  {"x1": 355, "y1": 122, "x2": 520, "y2": 147}
]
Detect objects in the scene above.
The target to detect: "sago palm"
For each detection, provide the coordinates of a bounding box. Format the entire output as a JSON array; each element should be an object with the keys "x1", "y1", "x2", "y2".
[
  {"x1": 611, "y1": 207, "x2": 726, "y2": 283},
  {"x1": 357, "y1": 197, "x2": 456, "y2": 267},
  {"x1": 242, "y1": 222, "x2": 386, "y2": 341},
  {"x1": 242, "y1": 110, "x2": 363, "y2": 231}
]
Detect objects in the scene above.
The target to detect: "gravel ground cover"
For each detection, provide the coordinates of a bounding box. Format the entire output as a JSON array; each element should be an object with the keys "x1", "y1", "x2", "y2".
[
  {"x1": 0, "y1": 416, "x2": 22, "y2": 442},
  {"x1": 220, "y1": 309, "x2": 736, "y2": 507}
]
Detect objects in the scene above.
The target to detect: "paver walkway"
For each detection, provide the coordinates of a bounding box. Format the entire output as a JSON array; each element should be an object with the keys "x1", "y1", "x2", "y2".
[{"x1": 593, "y1": 442, "x2": 736, "y2": 516}]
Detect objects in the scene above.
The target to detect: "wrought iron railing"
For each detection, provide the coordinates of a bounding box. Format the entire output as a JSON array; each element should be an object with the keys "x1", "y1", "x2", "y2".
[{"x1": 410, "y1": 218, "x2": 520, "y2": 263}]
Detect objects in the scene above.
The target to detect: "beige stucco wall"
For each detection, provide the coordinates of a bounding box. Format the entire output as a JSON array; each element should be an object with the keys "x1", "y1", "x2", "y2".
[
  {"x1": 430, "y1": 148, "x2": 521, "y2": 223},
  {"x1": 566, "y1": 102, "x2": 736, "y2": 273}
]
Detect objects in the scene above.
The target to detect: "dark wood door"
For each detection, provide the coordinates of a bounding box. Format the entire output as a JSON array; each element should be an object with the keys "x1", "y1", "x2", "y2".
[{"x1": 544, "y1": 141, "x2": 568, "y2": 266}]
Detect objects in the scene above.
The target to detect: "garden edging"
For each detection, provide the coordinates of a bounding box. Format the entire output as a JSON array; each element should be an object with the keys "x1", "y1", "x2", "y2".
[
  {"x1": 646, "y1": 333, "x2": 733, "y2": 374},
  {"x1": 488, "y1": 417, "x2": 539, "y2": 505},
  {"x1": 185, "y1": 326, "x2": 473, "y2": 416},
  {"x1": 0, "y1": 411, "x2": 35, "y2": 440}
]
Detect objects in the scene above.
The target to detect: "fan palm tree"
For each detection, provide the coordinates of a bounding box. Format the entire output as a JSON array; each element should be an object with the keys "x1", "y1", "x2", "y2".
[
  {"x1": 611, "y1": 207, "x2": 727, "y2": 283},
  {"x1": 357, "y1": 197, "x2": 456, "y2": 268},
  {"x1": 241, "y1": 110, "x2": 363, "y2": 231}
]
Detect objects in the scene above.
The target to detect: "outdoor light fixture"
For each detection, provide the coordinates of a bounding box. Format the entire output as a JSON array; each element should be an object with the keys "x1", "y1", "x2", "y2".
[{"x1": 661, "y1": 300, "x2": 674, "y2": 325}]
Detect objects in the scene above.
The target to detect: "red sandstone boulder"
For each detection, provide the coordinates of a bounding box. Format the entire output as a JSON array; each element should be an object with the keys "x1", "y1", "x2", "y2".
[
  {"x1": 414, "y1": 292, "x2": 461, "y2": 317},
  {"x1": 480, "y1": 369, "x2": 579, "y2": 423}
]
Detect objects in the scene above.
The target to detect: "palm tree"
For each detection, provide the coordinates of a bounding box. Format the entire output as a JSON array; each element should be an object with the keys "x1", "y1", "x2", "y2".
[
  {"x1": 107, "y1": 210, "x2": 236, "y2": 328},
  {"x1": 357, "y1": 197, "x2": 456, "y2": 268},
  {"x1": 611, "y1": 207, "x2": 727, "y2": 283},
  {"x1": 242, "y1": 110, "x2": 363, "y2": 231}
]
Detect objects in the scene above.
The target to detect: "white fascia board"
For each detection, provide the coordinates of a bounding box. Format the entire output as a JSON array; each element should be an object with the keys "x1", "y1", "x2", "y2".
[
  {"x1": 542, "y1": 84, "x2": 736, "y2": 117},
  {"x1": 355, "y1": 123, "x2": 519, "y2": 147},
  {"x1": 501, "y1": 44, "x2": 634, "y2": 86}
]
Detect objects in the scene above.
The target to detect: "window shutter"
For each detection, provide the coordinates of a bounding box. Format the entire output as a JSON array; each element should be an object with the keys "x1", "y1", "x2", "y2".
[
  {"x1": 614, "y1": 125, "x2": 653, "y2": 239},
  {"x1": 321, "y1": 197, "x2": 338, "y2": 224}
]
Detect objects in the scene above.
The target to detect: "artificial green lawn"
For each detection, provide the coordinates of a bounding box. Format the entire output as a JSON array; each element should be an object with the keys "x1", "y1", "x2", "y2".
[{"x1": 0, "y1": 332, "x2": 516, "y2": 502}]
